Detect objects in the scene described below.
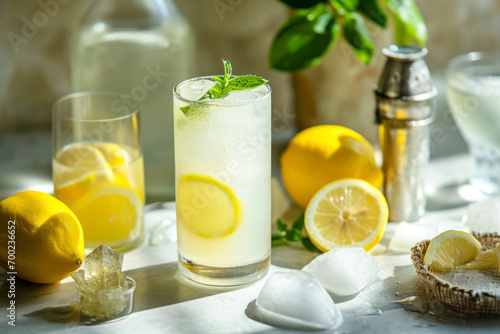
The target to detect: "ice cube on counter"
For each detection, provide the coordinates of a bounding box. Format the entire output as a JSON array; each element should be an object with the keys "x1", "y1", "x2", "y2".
[
  {"x1": 150, "y1": 218, "x2": 177, "y2": 246},
  {"x1": 463, "y1": 198, "x2": 500, "y2": 233},
  {"x1": 255, "y1": 271, "x2": 343, "y2": 331},
  {"x1": 302, "y1": 248, "x2": 383, "y2": 296},
  {"x1": 72, "y1": 244, "x2": 135, "y2": 320}
]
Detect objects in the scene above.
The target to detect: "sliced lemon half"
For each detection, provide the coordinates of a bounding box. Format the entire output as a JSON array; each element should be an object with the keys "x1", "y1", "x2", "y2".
[
  {"x1": 71, "y1": 185, "x2": 142, "y2": 244},
  {"x1": 305, "y1": 178, "x2": 389, "y2": 252},
  {"x1": 423, "y1": 230, "x2": 482, "y2": 272},
  {"x1": 177, "y1": 174, "x2": 240, "y2": 238}
]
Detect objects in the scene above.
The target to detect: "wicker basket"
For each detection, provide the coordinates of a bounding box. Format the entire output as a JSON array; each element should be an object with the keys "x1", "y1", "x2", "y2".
[{"x1": 411, "y1": 232, "x2": 500, "y2": 317}]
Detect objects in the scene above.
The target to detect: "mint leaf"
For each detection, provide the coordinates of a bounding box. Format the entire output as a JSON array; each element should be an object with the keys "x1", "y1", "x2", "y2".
[
  {"x1": 343, "y1": 12, "x2": 374, "y2": 64},
  {"x1": 292, "y1": 213, "x2": 305, "y2": 231},
  {"x1": 272, "y1": 233, "x2": 285, "y2": 246},
  {"x1": 223, "y1": 59, "x2": 232, "y2": 84},
  {"x1": 197, "y1": 60, "x2": 268, "y2": 101},
  {"x1": 285, "y1": 229, "x2": 304, "y2": 242},
  {"x1": 302, "y1": 238, "x2": 322, "y2": 253},
  {"x1": 277, "y1": 219, "x2": 288, "y2": 232},
  {"x1": 269, "y1": 4, "x2": 340, "y2": 71},
  {"x1": 357, "y1": 0, "x2": 387, "y2": 27},
  {"x1": 272, "y1": 215, "x2": 323, "y2": 253},
  {"x1": 180, "y1": 105, "x2": 191, "y2": 115},
  {"x1": 382, "y1": 0, "x2": 427, "y2": 45},
  {"x1": 202, "y1": 83, "x2": 224, "y2": 100},
  {"x1": 226, "y1": 76, "x2": 268, "y2": 92}
]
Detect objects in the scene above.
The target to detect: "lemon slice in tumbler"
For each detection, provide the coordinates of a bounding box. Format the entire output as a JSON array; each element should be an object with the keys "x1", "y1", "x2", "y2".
[
  {"x1": 177, "y1": 174, "x2": 240, "y2": 238},
  {"x1": 54, "y1": 144, "x2": 114, "y2": 202},
  {"x1": 71, "y1": 185, "x2": 142, "y2": 244}
]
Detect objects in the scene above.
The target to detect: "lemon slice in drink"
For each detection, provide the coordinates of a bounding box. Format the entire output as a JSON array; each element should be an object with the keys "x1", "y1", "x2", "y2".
[
  {"x1": 91, "y1": 142, "x2": 131, "y2": 168},
  {"x1": 71, "y1": 185, "x2": 142, "y2": 244},
  {"x1": 423, "y1": 230, "x2": 482, "y2": 272},
  {"x1": 177, "y1": 174, "x2": 240, "y2": 238},
  {"x1": 305, "y1": 178, "x2": 389, "y2": 252},
  {"x1": 54, "y1": 144, "x2": 114, "y2": 202}
]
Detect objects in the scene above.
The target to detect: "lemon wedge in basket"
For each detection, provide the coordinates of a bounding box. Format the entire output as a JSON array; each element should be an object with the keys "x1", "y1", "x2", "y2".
[{"x1": 423, "y1": 230, "x2": 482, "y2": 272}]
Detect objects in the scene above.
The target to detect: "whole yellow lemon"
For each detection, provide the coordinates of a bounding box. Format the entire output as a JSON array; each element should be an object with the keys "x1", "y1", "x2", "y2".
[
  {"x1": 0, "y1": 191, "x2": 84, "y2": 284},
  {"x1": 281, "y1": 125, "x2": 383, "y2": 209}
]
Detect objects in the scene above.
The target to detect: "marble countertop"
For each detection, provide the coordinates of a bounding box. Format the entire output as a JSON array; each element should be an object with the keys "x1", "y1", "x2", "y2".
[{"x1": 1, "y1": 130, "x2": 499, "y2": 333}]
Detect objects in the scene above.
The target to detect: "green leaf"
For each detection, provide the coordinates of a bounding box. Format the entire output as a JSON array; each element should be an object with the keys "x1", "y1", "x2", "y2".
[
  {"x1": 226, "y1": 76, "x2": 268, "y2": 92},
  {"x1": 180, "y1": 105, "x2": 191, "y2": 115},
  {"x1": 202, "y1": 81, "x2": 224, "y2": 100},
  {"x1": 357, "y1": 0, "x2": 387, "y2": 27},
  {"x1": 330, "y1": 0, "x2": 358, "y2": 14},
  {"x1": 199, "y1": 60, "x2": 268, "y2": 100},
  {"x1": 277, "y1": 219, "x2": 288, "y2": 232},
  {"x1": 213, "y1": 76, "x2": 224, "y2": 84},
  {"x1": 279, "y1": 0, "x2": 327, "y2": 9},
  {"x1": 269, "y1": 5, "x2": 340, "y2": 72},
  {"x1": 382, "y1": 0, "x2": 427, "y2": 45},
  {"x1": 286, "y1": 229, "x2": 304, "y2": 242},
  {"x1": 292, "y1": 213, "x2": 305, "y2": 231},
  {"x1": 272, "y1": 233, "x2": 285, "y2": 246},
  {"x1": 223, "y1": 59, "x2": 232, "y2": 84},
  {"x1": 302, "y1": 238, "x2": 322, "y2": 253},
  {"x1": 342, "y1": 12, "x2": 374, "y2": 64}
]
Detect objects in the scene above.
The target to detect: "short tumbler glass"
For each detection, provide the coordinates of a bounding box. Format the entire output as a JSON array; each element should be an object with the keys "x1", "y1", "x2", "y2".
[{"x1": 52, "y1": 92, "x2": 145, "y2": 252}]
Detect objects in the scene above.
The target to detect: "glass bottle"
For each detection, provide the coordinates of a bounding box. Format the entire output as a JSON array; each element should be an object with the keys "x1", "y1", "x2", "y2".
[{"x1": 71, "y1": 0, "x2": 195, "y2": 202}]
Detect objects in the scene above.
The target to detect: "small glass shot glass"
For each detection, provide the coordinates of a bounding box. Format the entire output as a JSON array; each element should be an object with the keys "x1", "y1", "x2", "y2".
[{"x1": 76, "y1": 276, "x2": 136, "y2": 322}]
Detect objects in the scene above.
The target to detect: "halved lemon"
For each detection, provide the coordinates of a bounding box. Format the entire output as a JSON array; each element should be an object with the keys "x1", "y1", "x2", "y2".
[
  {"x1": 304, "y1": 178, "x2": 389, "y2": 252},
  {"x1": 177, "y1": 174, "x2": 240, "y2": 238},
  {"x1": 71, "y1": 185, "x2": 142, "y2": 244},
  {"x1": 423, "y1": 230, "x2": 482, "y2": 272}
]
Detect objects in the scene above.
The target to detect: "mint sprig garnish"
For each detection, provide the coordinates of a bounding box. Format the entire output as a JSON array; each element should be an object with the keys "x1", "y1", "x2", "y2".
[
  {"x1": 180, "y1": 59, "x2": 268, "y2": 115},
  {"x1": 272, "y1": 214, "x2": 322, "y2": 253}
]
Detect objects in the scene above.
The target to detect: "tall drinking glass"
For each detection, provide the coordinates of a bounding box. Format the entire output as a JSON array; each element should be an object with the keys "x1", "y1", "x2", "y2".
[
  {"x1": 446, "y1": 52, "x2": 500, "y2": 199},
  {"x1": 173, "y1": 77, "x2": 271, "y2": 286},
  {"x1": 53, "y1": 92, "x2": 145, "y2": 252}
]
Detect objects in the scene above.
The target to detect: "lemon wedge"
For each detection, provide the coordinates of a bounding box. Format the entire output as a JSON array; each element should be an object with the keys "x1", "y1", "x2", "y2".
[
  {"x1": 177, "y1": 174, "x2": 240, "y2": 238},
  {"x1": 71, "y1": 185, "x2": 142, "y2": 245},
  {"x1": 304, "y1": 178, "x2": 388, "y2": 252},
  {"x1": 462, "y1": 243, "x2": 500, "y2": 270},
  {"x1": 423, "y1": 230, "x2": 482, "y2": 272}
]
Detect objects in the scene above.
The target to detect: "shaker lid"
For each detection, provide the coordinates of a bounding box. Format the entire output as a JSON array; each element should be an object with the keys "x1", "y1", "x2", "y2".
[
  {"x1": 382, "y1": 45, "x2": 428, "y2": 61},
  {"x1": 375, "y1": 44, "x2": 437, "y2": 101}
]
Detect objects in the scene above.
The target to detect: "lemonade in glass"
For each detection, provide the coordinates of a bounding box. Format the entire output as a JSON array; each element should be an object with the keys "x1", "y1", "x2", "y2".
[
  {"x1": 52, "y1": 92, "x2": 144, "y2": 251},
  {"x1": 173, "y1": 62, "x2": 271, "y2": 285}
]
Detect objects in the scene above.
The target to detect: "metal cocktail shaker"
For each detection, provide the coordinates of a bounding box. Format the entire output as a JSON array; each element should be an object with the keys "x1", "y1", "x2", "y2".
[{"x1": 374, "y1": 45, "x2": 437, "y2": 222}]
